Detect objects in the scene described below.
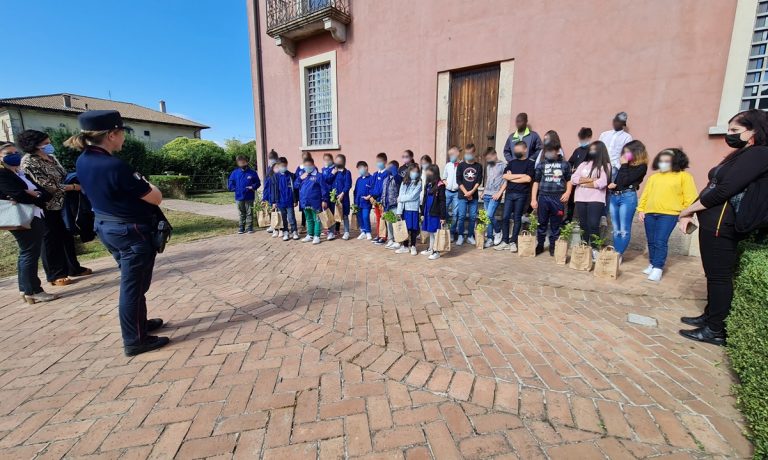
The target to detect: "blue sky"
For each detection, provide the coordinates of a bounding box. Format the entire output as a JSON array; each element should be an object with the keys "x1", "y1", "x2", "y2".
[{"x1": 1, "y1": 0, "x2": 255, "y2": 144}]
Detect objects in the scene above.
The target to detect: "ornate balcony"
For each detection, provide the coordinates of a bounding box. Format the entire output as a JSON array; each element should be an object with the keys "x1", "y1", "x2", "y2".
[{"x1": 265, "y1": 0, "x2": 351, "y2": 56}]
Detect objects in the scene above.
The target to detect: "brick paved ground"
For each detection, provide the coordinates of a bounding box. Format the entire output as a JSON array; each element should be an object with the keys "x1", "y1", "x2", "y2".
[{"x1": 0, "y1": 228, "x2": 752, "y2": 459}]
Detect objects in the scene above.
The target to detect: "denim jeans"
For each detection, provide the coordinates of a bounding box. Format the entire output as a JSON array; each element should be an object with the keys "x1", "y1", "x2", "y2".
[
  {"x1": 236, "y1": 200, "x2": 254, "y2": 231},
  {"x1": 644, "y1": 213, "x2": 678, "y2": 269},
  {"x1": 608, "y1": 191, "x2": 638, "y2": 254},
  {"x1": 279, "y1": 206, "x2": 297, "y2": 232},
  {"x1": 536, "y1": 194, "x2": 565, "y2": 248},
  {"x1": 456, "y1": 198, "x2": 478, "y2": 237},
  {"x1": 10, "y1": 216, "x2": 45, "y2": 295},
  {"x1": 501, "y1": 192, "x2": 527, "y2": 244},
  {"x1": 482, "y1": 195, "x2": 501, "y2": 239},
  {"x1": 96, "y1": 220, "x2": 157, "y2": 347},
  {"x1": 445, "y1": 190, "x2": 459, "y2": 237}
]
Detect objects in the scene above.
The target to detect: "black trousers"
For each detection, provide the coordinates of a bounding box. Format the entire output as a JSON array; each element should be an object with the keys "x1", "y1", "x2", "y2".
[
  {"x1": 575, "y1": 201, "x2": 604, "y2": 247},
  {"x1": 402, "y1": 230, "x2": 419, "y2": 247},
  {"x1": 699, "y1": 227, "x2": 740, "y2": 331},
  {"x1": 41, "y1": 209, "x2": 84, "y2": 281}
]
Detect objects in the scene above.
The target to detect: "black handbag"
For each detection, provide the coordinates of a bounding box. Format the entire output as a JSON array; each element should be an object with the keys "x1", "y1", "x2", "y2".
[{"x1": 152, "y1": 207, "x2": 173, "y2": 253}]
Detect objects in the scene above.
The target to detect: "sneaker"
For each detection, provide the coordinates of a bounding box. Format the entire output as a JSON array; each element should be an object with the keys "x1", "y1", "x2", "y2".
[
  {"x1": 456, "y1": 235, "x2": 465, "y2": 246},
  {"x1": 366, "y1": 233, "x2": 373, "y2": 240},
  {"x1": 642, "y1": 264, "x2": 653, "y2": 275},
  {"x1": 292, "y1": 231, "x2": 300, "y2": 240},
  {"x1": 267, "y1": 226, "x2": 274, "y2": 233},
  {"x1": 483, "y1": 239, "x2": 493, "y2": 248},
  {"x1": 493, "y1": 232, "x2": 502, "y2": 246},
  {"x1": 283, "y1": 233, "x2": 290, "y2": 241},
  {"x1": 509, "y1": 243, "x2": 518, "y2": 253},
  {"x1": 410, "y1": 246, "x2": 417, "y2": 255},
  {"x1": 23, "y1": 291, "x2": 59, "y2": 304},
  {"x1": 467, "y1": 236, "x2": 476, "y2": 245},
  {"x1": 374, "y1": 238, "x2": 386, "y2": 245},
  {"x1": 302, "y1": 235, "x2": 313, "y2": 242},
  {"x1": 357, "y1": 233, "x2": 366, "y2": 240},
  {"x1": 395, "y1": 246, "x2": 409, "y2": 254},
  {"x1": 272, "y1": 230, "x2": 281, "y2": 238},
  {"x1": 648, "y1": 268, "x2": 663, "y2": 282},
  {"x1": 385, "y1": 240, "x2": 394, "y2": 249},
  {"x1": 313, "y1": 236, "x2": 321, "y2": 245},
  {"x1": 237, "y1": 229, "x2": 245, "y2": 234},
  {"x1": 494, "y1": 243, "x2": 509, "y2": 251},
  {"x1": 124, "y1": 336, "x2": 170, "y2": 357},
  {"x1": 247, "y1": 228, "x2": 255, "y2": 234},
  {"x1": 600, "y1": 216, "x2": 608, "y2": 227},
  {"x1": 420, "y1": 249, "x2": 434, "y2": 256},
  {"x1": 428, "y1": 252, "x2": 441, "y2": 260},
  {"x1": 389, "y1": 243, "x2": 401, "y2": 251},
  {"x1": 342, "y1": 232, "x2": 350, "y2": 240},
  {"x1": 327, "y1": 232, "x2": 336, "y2": 241}
]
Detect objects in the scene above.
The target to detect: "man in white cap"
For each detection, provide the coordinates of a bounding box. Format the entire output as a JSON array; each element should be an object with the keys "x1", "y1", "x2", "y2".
[{"x1": 599, "y1": 112, "x2": 633, "y2": 172}]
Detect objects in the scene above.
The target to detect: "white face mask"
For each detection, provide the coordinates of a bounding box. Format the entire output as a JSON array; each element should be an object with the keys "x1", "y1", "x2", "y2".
[{"x1": 658, "y1": 162, "x2": 672, "y2": 172}]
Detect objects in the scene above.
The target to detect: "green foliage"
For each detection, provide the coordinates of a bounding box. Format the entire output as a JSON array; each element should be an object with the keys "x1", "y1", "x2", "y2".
[
  {"x1": 383, "y1": 210, "x2": 397, "y2": 223},
  {"x1": 47, "y1": 128, "x2": 159, "y2": 174},
  {"x1": 727, "y1": 243, "x2": 768, "y2": 458},
  {"x1": 149, "y1": 175, "x2": 189, "y2": 199},
  {"x1": 156, "y1": 138, "x2": 231, "y2": 177},
  {"x1": 527, "y1": 212, "x2": 539, "y2": 234},
  {"x1": 590, "y1": 234, "x2": 606, "y2": 249},
  {"x1": 224, "y1": 139, "x2": 257, "y2": 163},
  {"x1": 351, "y1": 204, "x2": 360, "y2": 214},
  {"x1": 476, "y1": 209, "x2": 492, "y2": 233},
  {"x1": 330, "y1": 188, "x2": 338, "y2": 203},
  {"x1": 559, "y1": 221, "x2": 577, "y2": 241}
]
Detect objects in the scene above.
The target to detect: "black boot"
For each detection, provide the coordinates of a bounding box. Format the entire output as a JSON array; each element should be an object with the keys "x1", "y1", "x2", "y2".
[
  {"x1": 124, "y1": 336, "x2": 171, "y2": 357},
  {"x1": 679, "y1": 326, "x2": 726, "y2": 346},
  {"x1": 680, "y1": 314, "x2": 707, "y2": 327}
]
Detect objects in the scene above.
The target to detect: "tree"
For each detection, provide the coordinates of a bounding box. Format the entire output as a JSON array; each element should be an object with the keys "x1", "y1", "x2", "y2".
[
  {"x1": 224, "y1": 139, "x2": 257, "y2": 164},
  {"x1": 46, "y1": 128, "x2": 156, "y2": 174}
]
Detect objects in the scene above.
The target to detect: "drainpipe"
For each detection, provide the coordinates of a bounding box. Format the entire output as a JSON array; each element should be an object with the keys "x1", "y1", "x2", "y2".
[{"x1": 251, "y1": 0, "x2": 269, "y2": 177}]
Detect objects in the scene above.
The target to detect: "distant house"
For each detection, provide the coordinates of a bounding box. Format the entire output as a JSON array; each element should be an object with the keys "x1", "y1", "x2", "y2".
[{"x1": 0, "y1": 93, "x2": 209, "y2": 149}]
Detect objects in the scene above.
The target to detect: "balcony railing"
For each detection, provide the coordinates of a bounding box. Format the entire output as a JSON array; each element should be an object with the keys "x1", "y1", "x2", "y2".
[{"x1": 266, "y1": 0, "x2": 351, "y2": 36}]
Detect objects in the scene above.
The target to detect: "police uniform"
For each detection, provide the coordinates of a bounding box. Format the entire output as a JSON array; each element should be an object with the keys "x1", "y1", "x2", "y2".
[{"x1": 75, "y1": 110, "x2": 169, "y2": 356}]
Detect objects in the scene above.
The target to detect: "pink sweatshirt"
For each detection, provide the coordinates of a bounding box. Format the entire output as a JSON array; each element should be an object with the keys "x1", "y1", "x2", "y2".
[{"x1": 571, "y1": 161, "x2": 609, "y2": 203}]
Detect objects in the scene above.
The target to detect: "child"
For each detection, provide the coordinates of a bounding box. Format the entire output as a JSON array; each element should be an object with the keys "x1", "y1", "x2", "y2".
[
  {"x1": 421, "y1": 164, "x2": 447, "y2": 260},
  {"x1": 295, "y1": 152, "x2": 313, "y2": 233},
  {"x1": 482, "y1": 147, "x2": 505, "y2": 247},
  {"x1": 264, "y1": 150, "x2": 279, "y2": 233},
  {"x1": 442, "y1": 146, "x2": 461, "y2": 240},
  {"x1": 531, "y1": 145, "x2": 572, "y2": 256},
  {"x1": 395, "y1": 164, "x2": 423, "y2": 255},
  {"x1": 455, "y1": 144, "x2": 483, "y2": 246},
  {"x1": 369, "y1": 152, "x2": 388, "y2": 244},
  {"x1": 572, "y1": 141, "x2": 611, "y2": 258},
  {"x1": 380, "y1": 160, "x2": 401, "y2": 248},
  {"x1": 324, "y1": 154, "x2": 353, "y2": 240},
  {"x1": 275, "y1": 157, "x2": 298, "y2": 240},
  {"x1": 294, "y1": 157, "x2": 326, "y2": 244},
  {"x1": 497, "y1": 141, "x2": 535, "y2": 252},
  {"x1": 264, "y1": 161, "x2": 283, "y2": 238},
  {"x1": 354, "y1": 161, "x2": 374, "y2": 239},
  {"x1": 419, "y1": 155, "x2": 433, "y2": 203},
  {"x1": 320, "y1": 153, "x2": 336, "y2": 240},
  {"x1": 228, "y1": 155, "x2": 261, "y2": 234}
]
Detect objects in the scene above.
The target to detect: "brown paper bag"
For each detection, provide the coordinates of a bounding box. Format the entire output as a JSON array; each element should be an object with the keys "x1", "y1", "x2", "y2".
[
  {"x1": 350, "y1": 212, "x2": 359, "y2": 231},
  {"x1": 333, "y1": 204, "x2": 344, "y2": 224},
  {"x1": 434, "y1": 225, "x2": 451, "y2": 252},
  {"x1": 318, "y1": 208, "x2": 335, "y2": 228},
  {"x1": 475, "y1": 229, "x2": 486, "y2": 249},
  {"x1": 420, "y1": 231, "x2": 428, "y2": 244},
  {"x1": 594, "y1": 246, "x2": 620, "y2": 279},
  {"x1": 569, "y1": 243, "x2": 593, "y2": 271},
  {"x1": 517, "y1": 231, "x2": 536, "y2": 257},
  {"x1": 554, "y1": 239, "x2": 569, "y2": 265},
  {"x1": 257, "y1": 208, "x2": 270, "y2": 228},
  {"x1": 378, "y1": 217, "x2": 387, "y2": 238},
  {"x1": 392, "y1": 220, "x2": 409, "y2": 243},
  {"x1": 270, "y1": 211, "x2": 282, "y2": 229}
]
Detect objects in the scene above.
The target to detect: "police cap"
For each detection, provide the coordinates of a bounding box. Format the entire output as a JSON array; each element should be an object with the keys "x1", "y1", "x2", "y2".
[{"x1": 78, "y1": 110, "x2": 128, "y2": 131}]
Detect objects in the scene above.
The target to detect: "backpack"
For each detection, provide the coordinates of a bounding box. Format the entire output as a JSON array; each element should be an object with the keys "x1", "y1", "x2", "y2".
[{"x1": 732, "y1": 173, "x2": 768, "y2": 233}]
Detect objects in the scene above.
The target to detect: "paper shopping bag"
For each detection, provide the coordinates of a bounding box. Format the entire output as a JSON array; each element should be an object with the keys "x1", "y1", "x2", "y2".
[
  {"x1": 318, "y1": 208, "x2": 335, "y2": 228},
  {"x1": 554, "y1": 239, "x2": 569, "y2": 265},
  {"x1": 517, "y1": 231, "x2": 536, "y2": 257},
  {"x1": 257, "y1": 208, "x2": 270, "y2": 228},
  {"x1": 270, "y1": 211, "x2": 282, "y2": 229},
  {"x1": 434, "y1": 225, "x2": 451, "y2": 252},
  {"x1": 350, "y1": 211, "x2": 359, "y2": 231},
  {"x1": 333, "y1": 204, "x2": 344, "y2": 224},
  {"x1": 569, "y1": 242, "x2": 593, "y2": 271},
  {"x1": 594, "y1": 246, "x2": 620, "y2": 279},
  {"x1": 378, "y1": 217, "x2": 387, "y2": 238},
  {"x1": 420, "y1": 231, "x2": 428, "y2": 244},
  {"x1": 475, "y1": 229, "x2": 486, "y2": 250},
  {"x1": 392, "y1": 220, "x2": 409, "y2": 243}
]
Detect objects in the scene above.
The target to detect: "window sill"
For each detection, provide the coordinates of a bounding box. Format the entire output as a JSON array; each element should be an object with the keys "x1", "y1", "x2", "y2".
[
  {"x1": 708, "y1": 126, "x2": 727, "y2": 136},
  {"x1": 301, "y1": 144, "x2": 340, "y2": 151}
]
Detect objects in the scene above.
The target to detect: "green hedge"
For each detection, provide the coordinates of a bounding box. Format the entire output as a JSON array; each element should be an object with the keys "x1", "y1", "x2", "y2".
[
  {"x1": 149, "y1": 175, "x2": 190, "y2": 199},
  {"x1": 727, "y1": 242, "x2": 768, "y2": 458}
]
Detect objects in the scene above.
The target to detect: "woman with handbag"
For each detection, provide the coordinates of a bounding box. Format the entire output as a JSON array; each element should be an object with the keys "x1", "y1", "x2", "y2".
[
  {"x1": 18, "y1": 130, "x2": 91, "y2": 286},
  {"x1": 678, "y1": 109, "x2": 768, "y2": 345},
  {"x1": 0, "y1": 142, "x2": 58, "y2": 304}
]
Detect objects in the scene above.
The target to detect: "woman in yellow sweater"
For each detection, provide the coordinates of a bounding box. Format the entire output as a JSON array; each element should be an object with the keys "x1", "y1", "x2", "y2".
[{"x1": 636, "y1": 149, "x2": 698, "y2": 282}]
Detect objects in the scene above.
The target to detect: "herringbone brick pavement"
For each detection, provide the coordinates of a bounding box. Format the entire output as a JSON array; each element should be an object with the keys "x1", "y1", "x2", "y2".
[{"x1": 0, "y1": 229, "x2": 752, "y2": 459}]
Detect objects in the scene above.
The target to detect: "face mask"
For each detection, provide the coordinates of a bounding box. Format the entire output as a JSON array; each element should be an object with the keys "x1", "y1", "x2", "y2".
[
  {"x1": 278, "y1": 166, "x2": 287, "y2": 173},
  {"x1": 579, "y1": 141, "x2": 590, "y2": 148},
  {"x1": 513, "y1": 151, "x2": 525, "y2": 159},
  {"x1": 623, "y1": 152, "x2": 634, "y2": 163},
  {"x1": 449, "y1": 154, "x2": 458, "y2": 162},
  {"x1": 421, "y1": 163, "x2": 429, "y2": 170},
  {"x1": 335, "y1": 162, "x2": 344, "y2": 169},
  {"x1": 2, "y1": 152, "x2": 22, "y2": 166},
  {"x1": 304, "y1": 165, "x2": 315, "y2": 174},
  {"x1": 358, "y1": 168, "x2": 367, "y2": 176},
  {"x1": 725, "y1": 132, "x2": 749, "y2": 149},
  {"x1": 376, "y1": 161, "x2": 385, "y2": 170},
  {"x1": 658, "y1": 162, "x2": 672, "y2": 172},
  {"x1": 41, "y1": 144, "x2": 55, "y2": 155},
  {"x1": 464, "y1": 154, "x2": 474, "y2": 162},
  {"x1": 401, "y1": 157, "x2": 411, "y2": 163},
  {"x1": 324, "y1": 160, "x2": 333, "y2": 167},
  {"x1": 239, "y1": 164, "x2": 248, "y2": 170},
  {"x1": 545, "y1": 153, "x2": 558, "y2": 161},
  {"x1": 409, "y1": 171, "x2": 419, "y2": 180}
]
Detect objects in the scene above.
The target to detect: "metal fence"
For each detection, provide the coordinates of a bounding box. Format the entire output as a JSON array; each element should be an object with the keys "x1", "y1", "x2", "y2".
[
  {"x1": 266, "y1": 0, "x2": 350, "y2": 32},
  {"x1": 186, "y1": 173, "x2": 228, "y2": 193}
]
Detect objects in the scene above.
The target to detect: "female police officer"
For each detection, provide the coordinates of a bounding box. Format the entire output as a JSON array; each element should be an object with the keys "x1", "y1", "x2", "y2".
[{"x1": 69, "y1": 110, "x2": 169, "y2": 356}]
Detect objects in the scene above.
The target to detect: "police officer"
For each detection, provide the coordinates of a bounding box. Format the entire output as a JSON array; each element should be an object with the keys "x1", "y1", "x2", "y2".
[{"x1": 70, "y1": 110, "x2": 169, "y2": 356}]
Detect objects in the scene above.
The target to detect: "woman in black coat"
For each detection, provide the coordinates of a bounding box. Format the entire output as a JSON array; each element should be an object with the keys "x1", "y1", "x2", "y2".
[
  {"x1": 0, "y1": 142, "x2": 58, "y2": 303},
  {"x1": 678, "y1": 109, "x2": 768, "y2": 345}
]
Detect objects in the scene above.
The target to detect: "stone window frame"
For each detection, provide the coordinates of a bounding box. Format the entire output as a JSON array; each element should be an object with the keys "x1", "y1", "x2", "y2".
[{"x1": 299, "y1": 50, "x2": 340, "y2": 150}]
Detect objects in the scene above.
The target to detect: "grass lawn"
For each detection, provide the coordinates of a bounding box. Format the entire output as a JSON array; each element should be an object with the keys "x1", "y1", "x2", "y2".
[
  {"x1": 186, "y1": 191, "x2": 234, "y2": 206},
  {"x1": 0, "y1": 209, "x2": 236, "y2": 278}
]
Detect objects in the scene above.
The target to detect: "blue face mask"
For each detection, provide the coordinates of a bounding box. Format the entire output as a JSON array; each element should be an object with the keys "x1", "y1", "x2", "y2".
[
  {"x1": 358, "y1": 168, "x2": 367, "y2": 176},
  {"x1": 449, "y1": 154, "x2": 458, "y2": 162},
  {"x1": 579, "y1": 141, "x2": 590, "y2": 148},
  {"x1": 464, "y1": 154, "x2": 474, "y2": 162},
  {"x1": 409, "y1": 171, "x2": 419, "y2": 180},
  {"x1": 2, "y1": 152, "x2": 22, "y2": 166},
  {"x1": 278, "y1": 166, "x2": 287, "y2": 173},
  {"x1": 41, "y1": 144, "x2": 55, "y2": 155},
  {"x1": 304, "y1": 165, "x2": 315, "y2": 174},
  {"x1": 376, "y1": 161, "x2": 385, "y2": 170}
]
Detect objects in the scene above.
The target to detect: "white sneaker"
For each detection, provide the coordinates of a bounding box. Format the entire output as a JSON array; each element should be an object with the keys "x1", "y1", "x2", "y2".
[
  {"x1": 643, "y1": 264, "x2": 653, "y2": 275},
  {"x1": 648, "y1": 268, "x2": 663, "y2": 282},
  {"x1": 357, "y1": 232, "x2": 366, "y2": 240},
  {"x1": 428, "y1": 252, "x2": 441, "y2": 260},
  {"x1": 302, "y1": 235, "x2": 312, "y2": 242},
  {"x1": 509, "y1": 243, "x2": 518, "y2": 253},
  {"x1": 395, "y1": 246, "x2": 409, "y2": 254},
  {"x1": 493, "y1": 232, "x2": 502, "y2": 245},
  {"x1": 420, "y1": 249, "x2": 433, "y2": 256},
  {"x1": 495, "y1": 243, "x2": 509, "y2": 251},
  {"x1": 389, "y1": 243, "x2": 401, "y2": 250},
  {"x1": 467, "y1": 236, "x2": 476, "y2": 245},
  {"x1": 292, "y1": 231, "x2": 300, "y2": 240},
  {"x1": 267, "y1": 226, "x2": 274, "y2": 233},
  {"x1": 456, "y1": 236, "x2": 465, "y2": 246},
  {"x1": 342, "y1": 232, "x2": 350, "y2": 240},
  {"x1": 366, "y1": 233, "x2": 373, "y2": 240},
  {"x1": 327, "y1": 232, "x2": 336, "y2": 241},
  {"x1": 313, "y1": 236, "x2": 321, "y2": 245},
  {"x1": 410, "y1": 246, "x2": 417, "y2": 256},
  {"x1": 483, "y1": 239, "x2": 493, "y2": 248},
  {"x1": 282, "y1": 233, "x2": 290, "y2": 241},
  {"x1": 272, "y1": 230, "x2": 281, "y2": 238},
  {"x1": 385, "y1": 241, "x2": 394, "y2": 249}
]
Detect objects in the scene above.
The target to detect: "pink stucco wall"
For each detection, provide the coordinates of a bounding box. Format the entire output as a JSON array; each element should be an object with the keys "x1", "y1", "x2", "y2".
[{"x1": 249, "y1": 0, "x2": 738, "y2": 188}]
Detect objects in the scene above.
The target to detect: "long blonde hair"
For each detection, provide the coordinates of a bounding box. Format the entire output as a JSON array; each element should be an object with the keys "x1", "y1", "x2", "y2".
[{"x1": 64, "y1": 130, "x2": 112, "y2": 151}]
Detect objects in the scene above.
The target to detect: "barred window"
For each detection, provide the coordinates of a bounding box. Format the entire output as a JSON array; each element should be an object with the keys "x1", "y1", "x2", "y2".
[
  {"x1": 306, "y1": 63, "x2": 333, "y2": 146},
  {"x1": 742, "y1": 1, "x2": 768, "y2": 111}
]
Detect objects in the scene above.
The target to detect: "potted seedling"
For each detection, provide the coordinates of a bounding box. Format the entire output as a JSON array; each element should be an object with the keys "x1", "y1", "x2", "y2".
[
  {"x1": 555, "y1": 220, "x2": 577, "y2": 265},
  {"x1": 475, "y1": 209, "x2": 491, "y2": 249}
]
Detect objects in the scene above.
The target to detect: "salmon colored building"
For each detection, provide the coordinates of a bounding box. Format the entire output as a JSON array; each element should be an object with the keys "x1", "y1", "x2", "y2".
[{"x1": 247, "y1": 0, "x2": 763, "y2": 253}]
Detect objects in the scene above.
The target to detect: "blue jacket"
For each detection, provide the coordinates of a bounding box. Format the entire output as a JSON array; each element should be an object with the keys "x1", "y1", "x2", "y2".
[
  {"x1": 396, "y1": 180, "x2": 422, "y2": 214},
  {"x1": 228, "y1": 167, "x2": 261, "y2": 201},
  {"x1": 295, "y1": 169, "x2": 325, "y2": 210},
  {"x1": 380, "y1": 169, "x2": 402, "y2": 210},
  {"x1": 354, "y1": 174, "x2": 374, "y2": 209},
  {"x1": 267, "y1": 171, "x2": 295, "y2": 208},
  {"x1": 324, "y1": 167, "x2": 353, "y2": 203},
  {"x1": 369, "y1": 169, "x2": 388, "y2": 201}
]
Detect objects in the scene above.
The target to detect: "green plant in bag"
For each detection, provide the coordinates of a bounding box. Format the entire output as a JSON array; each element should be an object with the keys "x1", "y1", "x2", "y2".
[
  {"x1": 351, "y1": 204, "x2": 360, "y2": 214},
  {"x1": 476, "y1": 209, "x2": 491, "y2": 233},
  {"x1": 329, "y1": 188, "x2": 338, "y2": 203},
  {"x1": 527, "y1": 212, "x2": 539, "y2": 234},
  {"x1": 590, "y1": 234, "x2": 606, "y2": 250},
  {"x1": 383, "y1": 210, "x2": 398, "y2": 223},
  {"x1": 559, "y1": 221, "x2": 577, "y2": 241}
]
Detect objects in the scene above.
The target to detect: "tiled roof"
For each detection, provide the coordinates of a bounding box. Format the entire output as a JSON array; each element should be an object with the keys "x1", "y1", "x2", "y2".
[{"x1": 0, "y1": 93, "x2": 209, "y2": 129}]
